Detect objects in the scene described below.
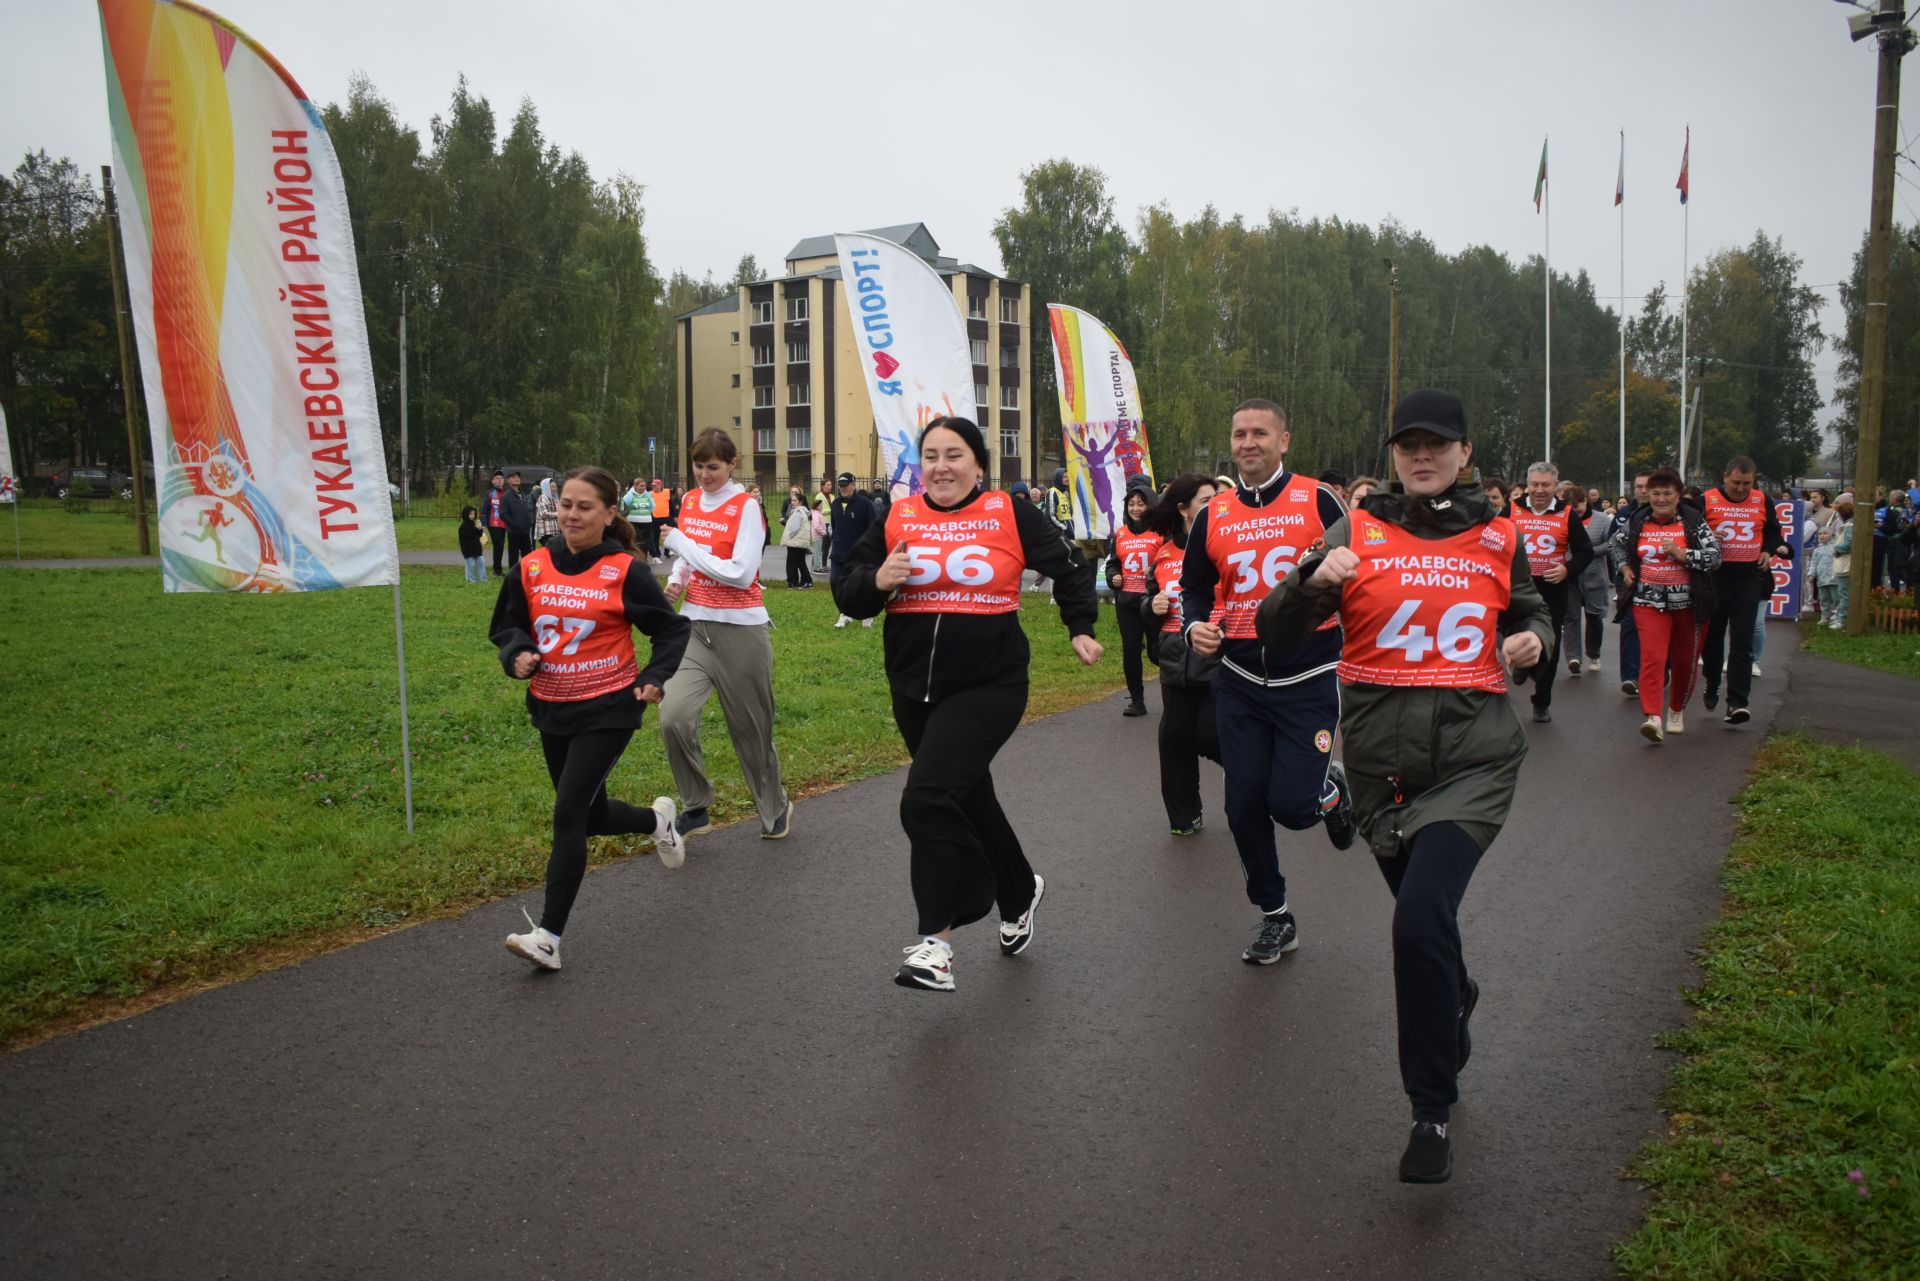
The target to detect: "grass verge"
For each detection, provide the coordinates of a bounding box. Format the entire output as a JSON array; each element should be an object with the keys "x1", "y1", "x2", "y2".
[
  {"x1": 0, "y1": 567, "x2": 1126, "y2": 1049},
  {"x1": 0, "y1": 503, "x2": 458, "y2": 557},
  {"x1": 1796, "y1": 620, "x2": 1920, "y2": 683},
  {"x1": 1614, "y1": 735, "x2": 1920, "y2": 1280}
]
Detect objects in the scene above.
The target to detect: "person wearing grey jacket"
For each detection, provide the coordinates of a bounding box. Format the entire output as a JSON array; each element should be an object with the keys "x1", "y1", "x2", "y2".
[{"x1": 1563, "y1": 490, "x2": 1611, "y2": 675}]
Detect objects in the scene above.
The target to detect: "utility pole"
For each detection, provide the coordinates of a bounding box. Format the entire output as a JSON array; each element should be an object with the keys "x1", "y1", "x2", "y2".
[
  {"x1": 1846, "y1": 0, "x2": 1915, "y2": 633},
  {"x1": 396, "y1": 226, "x2": 410, "y2": 513},
  {"x1": 101, "y1": 165, "x2": 151, "y2": 556}
]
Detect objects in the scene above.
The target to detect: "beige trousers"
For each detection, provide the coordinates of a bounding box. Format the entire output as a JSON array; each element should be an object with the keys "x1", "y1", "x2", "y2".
[{"x1": 659, "y1": 620, "x2": 788, "y2": 829}]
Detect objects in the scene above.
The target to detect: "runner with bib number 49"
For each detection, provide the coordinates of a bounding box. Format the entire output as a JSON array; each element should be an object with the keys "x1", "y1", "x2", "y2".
[{"x1": 1259, "y1": 389, "x2": 1553, "y2": 1185}]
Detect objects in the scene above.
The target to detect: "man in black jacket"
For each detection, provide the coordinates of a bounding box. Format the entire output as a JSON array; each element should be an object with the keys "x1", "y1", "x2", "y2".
[
  {"x1": 1509, "y1": 462, "x2": 1594, "y2": 724},
  {"x1": 502, "y1": 471, "x2": 534, "y2": 570},
  {"x1": 830, "y1": 472, "x2": 877, "y2": 629}
]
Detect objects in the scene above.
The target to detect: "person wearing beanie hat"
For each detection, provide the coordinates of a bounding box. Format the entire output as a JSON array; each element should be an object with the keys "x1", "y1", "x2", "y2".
[
  {"x1": 831, "y1": 415, "x2": 1101, "y2": 992},
  {"x1": 1257, "y1": 387, "x2": 1553, "y2": 1184},
  {"x1": 1104, "y1": 472, "x2": 1165, "y2": 717}
]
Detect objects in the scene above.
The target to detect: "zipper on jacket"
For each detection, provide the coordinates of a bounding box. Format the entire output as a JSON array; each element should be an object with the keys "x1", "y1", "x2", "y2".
[{"x1": 924, "y1": 614, "x2": 942, "y2": 703}]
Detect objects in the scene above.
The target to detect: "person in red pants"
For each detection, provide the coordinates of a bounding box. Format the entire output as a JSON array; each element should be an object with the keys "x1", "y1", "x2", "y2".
[{"x1": 1610, "y1": 467, "x2": 1721, "y2": 743}]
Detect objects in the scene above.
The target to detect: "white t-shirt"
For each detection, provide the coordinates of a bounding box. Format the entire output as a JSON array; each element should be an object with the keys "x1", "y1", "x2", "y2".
[{"x1": 666, "y1": 481, "x2": 769, "y2": 626}]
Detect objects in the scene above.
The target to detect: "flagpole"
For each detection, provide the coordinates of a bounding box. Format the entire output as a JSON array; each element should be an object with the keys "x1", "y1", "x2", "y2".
[
  {"x1": 1679, "y1": 125, "x2": 1690, "y2": 474},
  {"x1": 392, "y1": 579, "x2": 416, "y2": 834},
  {"x1": 1619, "y1": 130, "x2": 1627, "y2": 498},
  {"x1": 1544, "y1": 141, "x2": 1553, "y2": 465}
]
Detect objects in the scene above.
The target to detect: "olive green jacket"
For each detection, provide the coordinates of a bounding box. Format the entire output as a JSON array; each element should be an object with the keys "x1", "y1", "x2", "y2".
[{"x1": 1256, "y1": 479, "x2": 1554, "y2": 860}]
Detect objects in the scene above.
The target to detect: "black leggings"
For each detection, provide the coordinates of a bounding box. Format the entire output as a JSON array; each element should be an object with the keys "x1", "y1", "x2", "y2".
[
  {"x1": 490, "y1": 526, "x2": 509, "y2": 575},
  {"x1": 1157, "y1": 679, "x2": 1220, "y2": 828},
  {"x1": 1375, "y1": 821, "x2": 1485, "y2": 1124},
  {"x1": 891, "y1": 682, "x2": 1035, "y2": 937},
  {"x1": 1113, "y1": 597, "x2": 1147, "y2": 702},
  {"x1": 785, "y1": 546, "x2": 814, "y2": 588},
  {"x1": 538, "y1": 727, "x2": 657, "y2": 935}
]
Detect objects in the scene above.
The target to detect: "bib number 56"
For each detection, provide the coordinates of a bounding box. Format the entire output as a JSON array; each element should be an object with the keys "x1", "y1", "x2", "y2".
[{"x1": 905, "y1": 544, "x2": 996, "y2": 587}]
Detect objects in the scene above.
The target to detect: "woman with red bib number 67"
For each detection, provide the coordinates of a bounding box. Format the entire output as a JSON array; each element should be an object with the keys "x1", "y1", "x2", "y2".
[
  {"x1": 1259, "y1": 390, "x2": 1552, "y2": 1185},
  {"x1": 490, "y1": 467, "x2": 691, "y2": 972},
  {"x1": 833, "y1": 416, "x2": 1101, "y2": 992}
]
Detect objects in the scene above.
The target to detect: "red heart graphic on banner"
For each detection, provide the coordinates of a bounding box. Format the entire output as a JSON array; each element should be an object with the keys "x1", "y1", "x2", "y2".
[{"x1": 873, "y1": 351, "x2": 900, "y2": 379}]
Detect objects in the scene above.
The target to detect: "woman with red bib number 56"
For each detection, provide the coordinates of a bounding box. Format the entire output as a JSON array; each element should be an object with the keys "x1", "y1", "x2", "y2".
[
  {"x1": 833, "y1": 416, "x2": 1101, "y2": 993},
  {"x1": 1259, "y1": 390, "x2": 1552, "y2": 1185}
]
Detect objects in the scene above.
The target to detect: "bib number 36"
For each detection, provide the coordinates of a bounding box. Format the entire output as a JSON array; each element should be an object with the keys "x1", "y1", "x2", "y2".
[
  {"x1": 1377, "y1": 599, "x2": 1489, "y2": 664},
  {"x1": 1225, "y1": 545, "x2": 1298, "y2": 594}
]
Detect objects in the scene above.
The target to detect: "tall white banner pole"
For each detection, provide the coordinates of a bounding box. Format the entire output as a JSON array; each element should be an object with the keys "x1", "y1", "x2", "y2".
[
  {"x1": 1544, "y1": 148, "x2": 1553, "y2": 466},
  {"x1": 1619, "y1": 130, "x2": 1628, "y2": 498},
  {"x1": 1680, "y1": 127, "x2": 1690, "y2": 472}
]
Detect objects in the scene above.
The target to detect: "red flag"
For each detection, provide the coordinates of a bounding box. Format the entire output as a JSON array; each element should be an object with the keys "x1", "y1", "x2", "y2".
[{"x1": 1676, "y1": 127, "x2": 1690, "y2": 205}]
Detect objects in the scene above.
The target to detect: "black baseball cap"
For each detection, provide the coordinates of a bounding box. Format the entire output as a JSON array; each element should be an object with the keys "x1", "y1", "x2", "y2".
[
  {"x1": 1388, "y1": 389, "x2": 1468, "y2": 444},
  {"x1": 836, "y1": 472, "x2": 855, "y2": 485}
]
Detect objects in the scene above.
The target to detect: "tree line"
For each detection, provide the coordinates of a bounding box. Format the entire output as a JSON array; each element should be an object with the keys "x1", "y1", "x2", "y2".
[{"x1": 0, "y1": 90, "x2": 1884, "y2": 496}]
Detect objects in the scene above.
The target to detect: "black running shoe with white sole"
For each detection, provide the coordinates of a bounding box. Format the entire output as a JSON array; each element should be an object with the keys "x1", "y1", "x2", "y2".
[
  {"x1": 675, "y1": 805, "x2": 714, "y2": 839},
  {"x1": 1322, "y1": 764, "x2": 1358, "y2": 851},
  {"x1": 1399, "y1": 1122, "x2": 1453, "y2": 1183},
  {"x1": 1725, "y1": 705, "x2": 1750, "y2": 725},
  {"x1": 998, "y1": 874, "x2": 1044, "y2": 956},
  {"x1": 1241, "y1": 910, "x2": 1299, "y2": 965}
]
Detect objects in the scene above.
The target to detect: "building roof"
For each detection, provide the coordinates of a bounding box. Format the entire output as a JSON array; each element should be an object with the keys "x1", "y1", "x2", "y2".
[
  {"x1": 783, "y1": 223, "x2": 940, "y2": 265},
  {"x1": 674, "y1": 291, "x2": 741, "y2": 322}
]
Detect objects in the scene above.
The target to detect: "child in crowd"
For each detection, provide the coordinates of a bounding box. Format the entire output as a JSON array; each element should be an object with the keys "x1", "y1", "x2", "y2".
[{"x1": 459, "y1": 506, "x2": 486, "y2": 584}]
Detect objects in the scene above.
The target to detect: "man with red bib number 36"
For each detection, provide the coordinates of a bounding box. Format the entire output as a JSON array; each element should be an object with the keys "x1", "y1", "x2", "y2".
[{"x1": 1182, "y1": 398, "x2": 1358, "y2": 967}]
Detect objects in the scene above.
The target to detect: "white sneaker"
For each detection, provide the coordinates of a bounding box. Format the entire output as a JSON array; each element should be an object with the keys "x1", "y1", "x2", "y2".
[
  {"x1": 1586, "y1": 658, "x2": 1602, "y2": 673},
  {"x1": 1751, "y1": 662, "x2": 1762, "y2": 677},
  {"x1": 862, "y1": 618, "x2": 873, "y2": 629},
  {"x1": 834, "y1": 616, "x2": 850, "y2": 629},
  {"x1": 1640, "y1": 715, "x2": 1664, "y2": 743},
  {"x1": 999, "y1": 874, "x2": 1045, "y2": 956},
  {"x1": 505, "y1": 907, "x2": 562, "y2": 970},
  {"x1": 1666, "y1": 709, "x2": 1685, "y2": 735},
  {"x1": 652, "y1": 796, "x2": 685, "y2": 869},
  {"x1": 894, "y1": 938, "x2": 955, "y2": 991}
]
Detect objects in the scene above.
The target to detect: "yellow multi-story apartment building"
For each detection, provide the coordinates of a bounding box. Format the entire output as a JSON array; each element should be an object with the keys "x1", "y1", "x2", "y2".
[{"x1": 674, "y1": 223, "x2": 1037, "y2": 491}]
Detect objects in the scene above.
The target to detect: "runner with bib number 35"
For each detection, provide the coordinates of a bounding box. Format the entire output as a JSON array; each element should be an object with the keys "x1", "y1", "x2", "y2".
[{"x1": 1258, "y1": 389, "x2": 1552, "y2": 1185}]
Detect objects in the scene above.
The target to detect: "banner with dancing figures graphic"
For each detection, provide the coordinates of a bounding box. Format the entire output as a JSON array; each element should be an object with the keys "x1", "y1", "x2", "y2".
[
  {"x1": 99, "y1": 0, "x2": 397, "y2": 592},
  {"x1": 1046, "y1": 304, "x2": 1153, "y2": 539},
  {"x1": 0, "y1": 403, "x2": 16, "y2": 504},
  {"x1": 832, "y1": 233, "x2": 977, "y2": 499},
  {"x1": 1768, "y1": 498, "x2": 1804, "y2": 619}
]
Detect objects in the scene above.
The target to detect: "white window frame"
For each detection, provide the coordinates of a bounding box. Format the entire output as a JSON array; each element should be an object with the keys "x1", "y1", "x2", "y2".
[
  {"x1": 753, "y1": 385, "x2": 774, "y2": 408},
  {"x1": 967, "y1": 294, "x2": 988, "y2": 320},
  {"x1": 1000, "y1": 384, "x2": 1019, "y2": 411},
  {"x1": 785, "y1": 297, "x2": 809, "y2": 323},
  {"x1": 753, "y1": 344, "x2": 773, "y2": 367},
  {"x1": 786, "y1": 340, "x2": 810, "y2": 364},
  {"x1": 787, "y1": 425, "x2": 813, "y2": 452},
  {"x1": 731, "y1": 373, "x2": 741, "y2": 388},
  {"x1": 755, "y1": 425, "x2": 775, "y2": 453},
  {"x1": 970, "y1": 338, "x2": 988, "y2": 365},
  {"x1": 974, "y1": 384, "x2": 990, "y2": 413},
  {"x1": 1000, "y1": 345, "x2": 1019, "y2": 369},
  {"x1": 999, "y1": 297, "x2": 1019, "y2": 324},
  {"x1": 788, "y1": 382, "x2": 811, "y2": 407},
  {"x1": 752, "y1": 300, "x2": 774, "y2": 324},
  {"x1": 730, "y1": 330, "x2": 740, "y2": 345}
]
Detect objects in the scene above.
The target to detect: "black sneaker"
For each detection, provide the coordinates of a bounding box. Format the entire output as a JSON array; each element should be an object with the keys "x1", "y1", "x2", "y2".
[
  {"x1": 1122, "y1": 699, "x2": 1148, "y2": 718},
  {"x1": 1399, "y1": 1122, "x2": 1453, "y2": 1184},
  {"x1": 1621, "y1": 679, "x2": 1638, "y2": 696},
  {"x1": 760, "y1": 799, "x2": 793, "y2": 840},
  {"x1": 1458, "y1": 977, "x2": 1480, "y2": 1070},
  {"x1": 1532, "y1": 706, "x2": 1552, "y2": 724},
  {"x1": 1724, "y1": 706, "x2": 1750, "y2": 725},
  {"x1": 674, "y1": 805, "x2": 714, "y2": 839},
  {"x1": 1170, "y1": 817, "x2": 1204, "y2": 837},
  {"x1": 1703, "y1": 687, "x2": 1719, "y2": 711},
  {"x1": 1242, "y1": 910, "x2": 1299, "y2": 965},
  {"x1": 1322, "y1": 763, "x2": 1358, "y2": 851}
]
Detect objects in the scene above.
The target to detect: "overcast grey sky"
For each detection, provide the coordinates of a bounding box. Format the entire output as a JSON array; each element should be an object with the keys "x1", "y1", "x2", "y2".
[{"x1": 3, "y1": 0, "x2": 1907, "y2": 419}]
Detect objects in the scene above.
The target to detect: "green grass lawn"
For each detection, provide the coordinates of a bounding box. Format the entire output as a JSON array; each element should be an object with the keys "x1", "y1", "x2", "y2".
[
  {"x1": 0, "y1": 567, "x2": 1127, "y2": 1047},
  {"x1": 0, "y1": 501, "x2": 154, "y2": 559},
  {"x1": 1615, "y1": 736, "x2": 1920, "y2": 1280},
  {"x1": 1797, "y1": 619, "x2": 1920, "y2": 682}
]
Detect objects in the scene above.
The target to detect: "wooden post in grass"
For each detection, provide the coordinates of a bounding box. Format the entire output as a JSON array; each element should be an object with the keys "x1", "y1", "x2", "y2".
[{"x1": 102, "y1": 165, "x2": 151, "y2": 557}]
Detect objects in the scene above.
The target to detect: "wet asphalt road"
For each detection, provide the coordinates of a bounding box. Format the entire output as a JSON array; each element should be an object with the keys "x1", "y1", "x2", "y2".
[{"x1": 0, "y1": 621, "x2": 1800, "y2": 1280}]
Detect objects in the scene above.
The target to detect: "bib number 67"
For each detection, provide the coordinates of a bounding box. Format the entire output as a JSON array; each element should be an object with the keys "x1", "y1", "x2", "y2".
[
  {"x1": 1377, "y1": 599, "x2": 1488, "y2": 663},
  {"x1": 534, "y1": 613, "x2": 596, "y2": 655}
]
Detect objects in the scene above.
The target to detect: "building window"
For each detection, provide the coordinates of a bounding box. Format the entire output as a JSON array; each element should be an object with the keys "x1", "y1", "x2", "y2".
[
  {"x1": 752, "y1": 300, "x2": 774, "y2": 324},
  {"x1": 753, "y1": 344, "x2": 773, "y2": 366},
  {"x1": 1000, "y1": 345, "x2": 1019, "y2": 369},
  {"x1": 1001, "y1": 426, "x2": 1020, "y2": 458},
  {"x1": 788, "y1": 382, "x2": 811, "y2": 406},
  {"x1": 1000, "y1": 384, "x2": 1019, "y2": 410},
  {"x1": 974, "y1": 384, "x2": 989, "y2": 413},
  {"x1": 786, "y1": 297, "x2": 809, "y2": 322},
  {"x1": 787, "y1": 425, "x2": 812, "y2": 452},
  {"x1": 999, "y1": 296, "x2": 1019, "y2": 324},
  {"x1": 755, "y1": 425, "x2": 774, "y2": 452},
  {"x1": 786, "y1": 340, "x2": 810, "y2": 364},
  {"x1": 730, "y1": 331, "x2": 740, "y2": 345},
  {"x1": 753, "y1": 386, "x2": 774, "y2": 408},
  {"x1": 732, "y1": 416, "x2": 742, "y2": 429},
  {"x1": 968, "y1": 294, "x2": 988, "y2": 320},
  {"x1": 970, "y1": 338, "x2": 988, "y2": 365},
  {"x1": 731, "y1": 373, "x2": 741, "y2": 388}
]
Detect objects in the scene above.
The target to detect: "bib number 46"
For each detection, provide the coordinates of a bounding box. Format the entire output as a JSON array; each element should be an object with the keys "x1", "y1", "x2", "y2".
[{"x1": 1377, "y1": 599, "x2": 1489, "y2": 664}]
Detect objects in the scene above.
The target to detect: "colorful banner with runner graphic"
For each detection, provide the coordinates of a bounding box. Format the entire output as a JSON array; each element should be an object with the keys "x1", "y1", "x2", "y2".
[
  {"x1": 1046, "y1": 303, "x2": 1153, "y2": 539},
  {"x1": 98, "y1": 0, "x2": 397, "y2": 592},
  {"x1": 1768, "y1": 498, "x2": 1804, "y2": 619},
  {"x1": 832, "y1": 233, "x2": 977, "y2": 499},
  {"x1": 0, "y1": 403, "x2": 16, "y2": 503}
]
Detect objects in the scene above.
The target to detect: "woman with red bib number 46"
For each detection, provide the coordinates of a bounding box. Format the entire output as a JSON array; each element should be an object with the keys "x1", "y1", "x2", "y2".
[
  {"x1": 1259, "y1": 390, "x2": 1552, "y2": 1185},
  {"x1": 490, "y1": 467, "x2": 691, "y2": 972},
  {"x1": 833, "y1": 416, "x2": 1101, "y2": 992}
]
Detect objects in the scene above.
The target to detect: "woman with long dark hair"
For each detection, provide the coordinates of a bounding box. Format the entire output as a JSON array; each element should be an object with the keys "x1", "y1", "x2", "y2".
[
  {"x1": 1140, "y1": 474, "x2": 1221, "y2": 834},
  {"x1": 1258, "y1": 390, "x2": 1553, "y2": 1183},
  {"x1": 1104, "y1": 475, "x2": 1164, "y2": 717},
  {"x1": 832, "y1": 416, "x2": 1101, "y2": 991},
  {"x1": 490, "y1": 466, "x2": 691, "y2": 971}
]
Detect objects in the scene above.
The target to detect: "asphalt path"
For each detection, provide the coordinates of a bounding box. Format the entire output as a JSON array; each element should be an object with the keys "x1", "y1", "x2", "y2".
[{"x1": 1, "y1": 617, "x2": 1801, "y2": 1279}]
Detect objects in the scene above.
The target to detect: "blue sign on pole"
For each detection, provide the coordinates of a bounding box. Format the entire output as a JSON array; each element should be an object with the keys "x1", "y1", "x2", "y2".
[
  {"x1": 648, "y1": 437, "x2": 657, "y2": 452},
  {"x1": 1768, "y1": 498, "x2": 1805, "y2": 619}
]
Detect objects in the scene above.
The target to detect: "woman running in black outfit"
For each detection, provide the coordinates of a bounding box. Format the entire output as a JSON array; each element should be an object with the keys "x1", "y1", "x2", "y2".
[{"x1": 1141, "y1": 474, "x2": 1222, "y2": 834}]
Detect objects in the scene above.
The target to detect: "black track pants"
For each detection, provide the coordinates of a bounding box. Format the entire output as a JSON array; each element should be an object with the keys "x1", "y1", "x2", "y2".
[
  {"x1": 785, "y1": 546, "x2": 814, "y2": 588},
  {"x1": 891, "y1": 682, "x2": 1035, "y2": 937},
  {"x1": 1157, "y1": 679, "x2": 1220, "y2": 829},
  {"x1": 1212, "y1": 668, "x2": 1340, "y2": 913},
  {"x1": 537, "y1": 727, "x2": 657, "y2": 935},
  {"x1": 1375, "y1": 821, "x2": 1485, "y2": 1124},
  {"x1": 1701, "y1": 567, "x2": 1769, "y2": 710},
  {"x1": 1530, "y1": 580, "x2": 1568, "y2": 710},
  {"x1": 1113, "y1": 598, "x2": 1147, "y2": 703}
]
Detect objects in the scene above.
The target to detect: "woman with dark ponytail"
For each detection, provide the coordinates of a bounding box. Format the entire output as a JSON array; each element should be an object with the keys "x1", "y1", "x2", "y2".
[
  {"x1": 489, "y1": 466, "x2": 691, "y2": 972},
  {"x1": 1141, "y1": 474, "x2": 1223, "y2": 835}
]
